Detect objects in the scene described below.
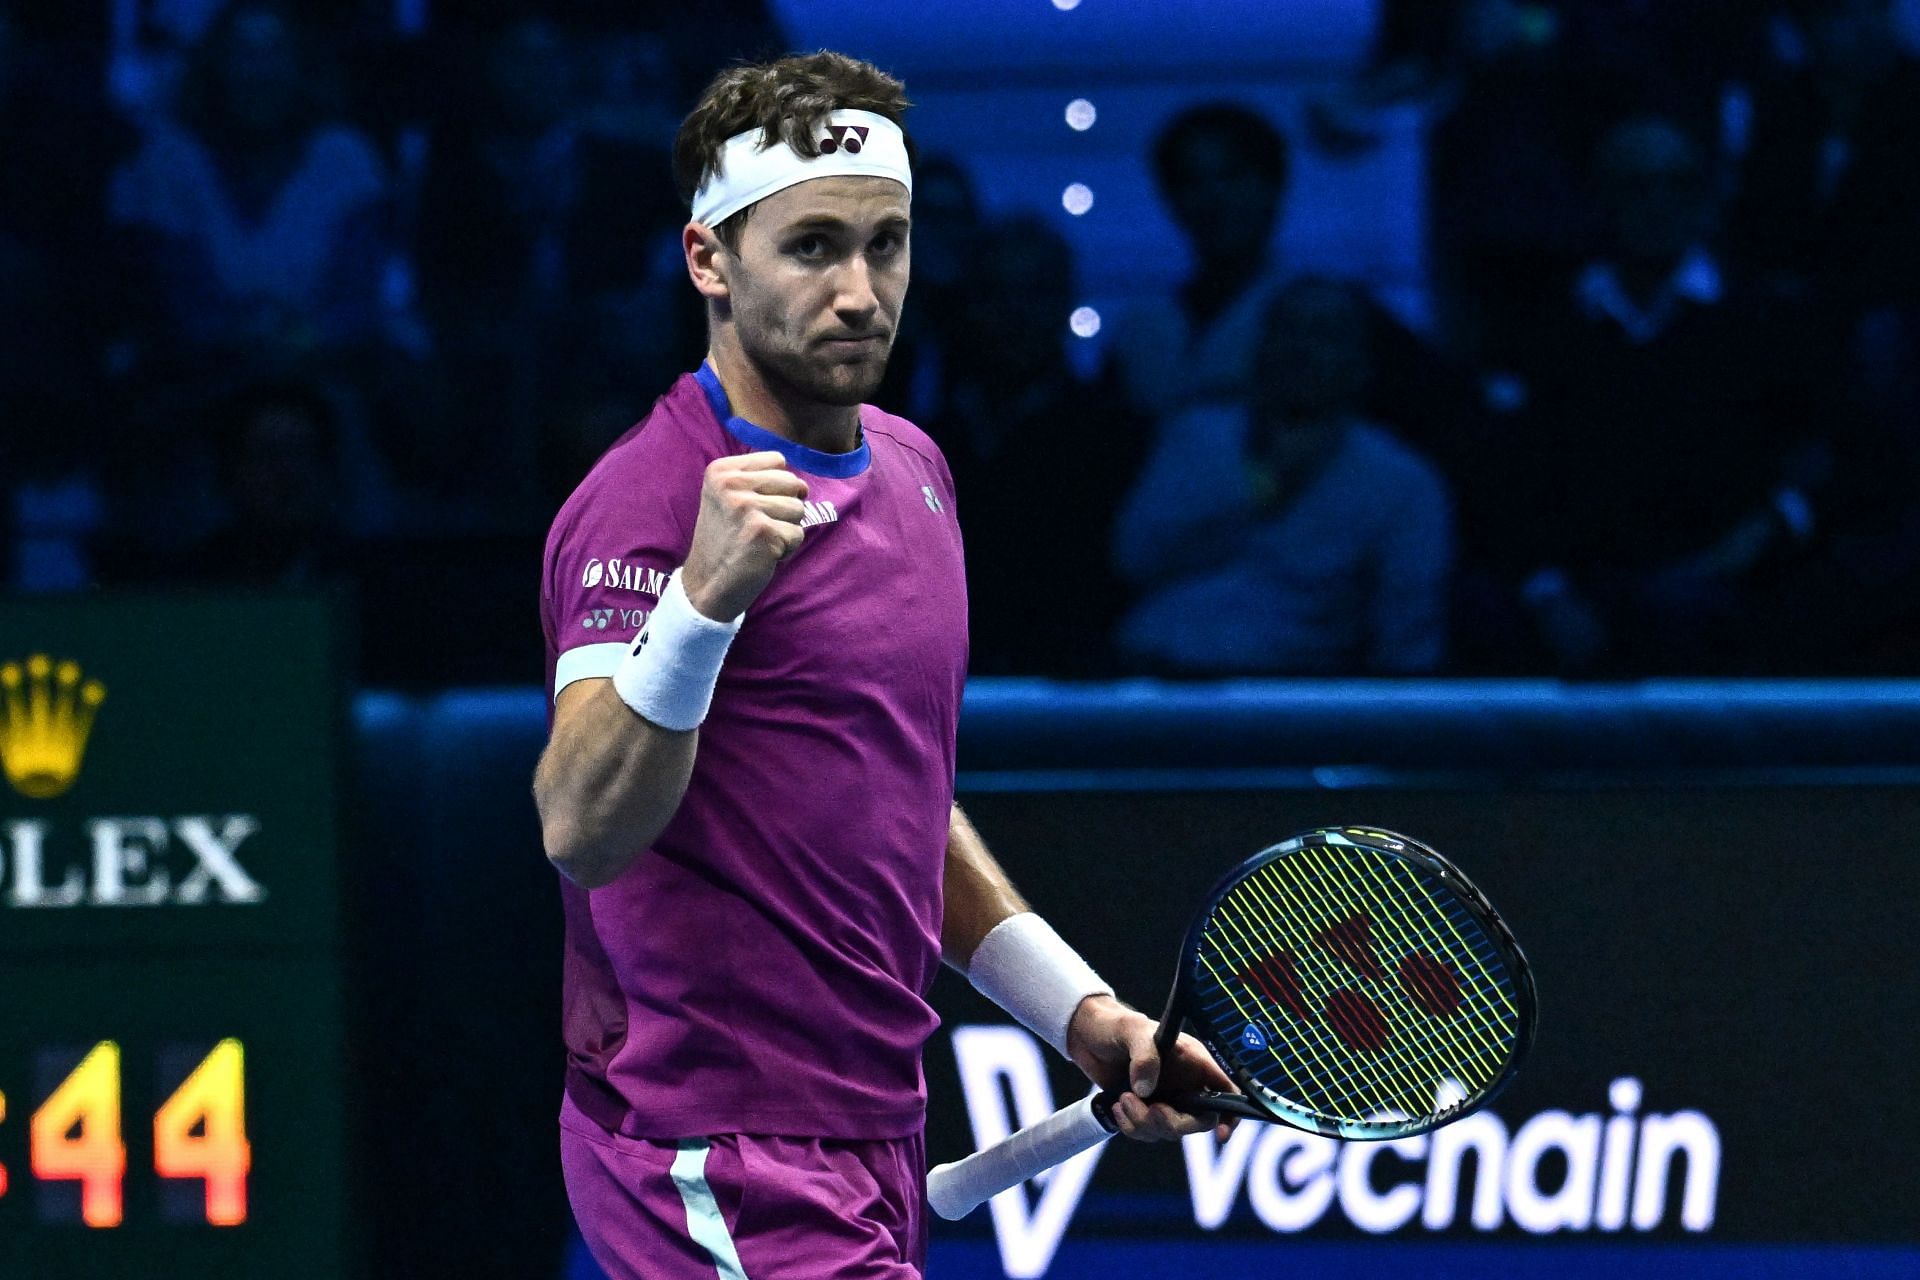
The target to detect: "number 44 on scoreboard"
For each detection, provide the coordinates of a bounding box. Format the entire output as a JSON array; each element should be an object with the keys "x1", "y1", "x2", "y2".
[{"x1": 0, "y1": 1039, "x2": 251, "y2": 1228}]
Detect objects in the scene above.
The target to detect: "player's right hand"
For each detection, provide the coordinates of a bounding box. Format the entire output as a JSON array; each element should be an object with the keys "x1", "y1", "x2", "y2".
[{"x1": 680, "y1": 451, "x2": 809, "y2": 622}]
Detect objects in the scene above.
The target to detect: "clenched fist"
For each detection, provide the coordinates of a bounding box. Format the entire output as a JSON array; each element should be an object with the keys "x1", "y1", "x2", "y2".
[{"x1": 680, "y1": 451, "x2": 809, "y2": 622}]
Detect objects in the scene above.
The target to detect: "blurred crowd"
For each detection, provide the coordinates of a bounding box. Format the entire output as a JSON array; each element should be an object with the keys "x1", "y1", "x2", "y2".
[{"x1": 6, "y1": 0, "x2": 1920, "y2": 682}]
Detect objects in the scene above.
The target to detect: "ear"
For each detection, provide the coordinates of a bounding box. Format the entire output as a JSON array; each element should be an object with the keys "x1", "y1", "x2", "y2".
[{"x1": 684, "y1": 222, "x2": 730, "y2": 302}]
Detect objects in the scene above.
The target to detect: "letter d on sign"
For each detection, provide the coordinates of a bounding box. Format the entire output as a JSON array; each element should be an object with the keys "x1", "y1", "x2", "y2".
[{"x1": 950, "y1": 1025, "x2": 1104, "y2": 1278}]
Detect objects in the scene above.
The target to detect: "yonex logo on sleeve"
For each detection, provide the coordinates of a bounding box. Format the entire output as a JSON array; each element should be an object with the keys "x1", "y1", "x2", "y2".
[
  {"x1": 922, "y1": 486, "x2": 944, "y2": 514},
  {"x1": 582, "y1": 559, "x2": 605, "y2": 589}
]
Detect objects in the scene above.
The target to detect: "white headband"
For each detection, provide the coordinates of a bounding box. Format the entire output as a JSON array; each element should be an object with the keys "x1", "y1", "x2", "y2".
[{"x1": 691, "y1": 108, "x2": 912, "y2": 228}]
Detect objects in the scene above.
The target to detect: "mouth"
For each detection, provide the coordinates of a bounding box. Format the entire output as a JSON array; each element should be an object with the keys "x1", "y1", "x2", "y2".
[{"x1": 821, "y1": 333, "x2": 887, "y2": 351}]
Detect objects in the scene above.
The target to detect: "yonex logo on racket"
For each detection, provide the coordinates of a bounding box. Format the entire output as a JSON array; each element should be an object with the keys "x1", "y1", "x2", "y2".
[{"x1": 1240, "y1": 912, "x2": 1465, "y2": 1054}]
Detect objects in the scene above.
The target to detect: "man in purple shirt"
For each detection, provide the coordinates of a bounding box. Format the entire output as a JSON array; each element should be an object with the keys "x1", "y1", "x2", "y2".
[{"x1": 533, "y1": 51, "x2": 1230, "y2": 1280}]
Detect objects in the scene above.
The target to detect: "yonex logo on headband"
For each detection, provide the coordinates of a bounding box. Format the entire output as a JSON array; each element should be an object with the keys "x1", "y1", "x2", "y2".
[
  {"x1": 691, "y1": 108, "x2": 912, "y2": 228},
  {"x1": 820, "y1": 124, "x2": 870, "y2": 154}
]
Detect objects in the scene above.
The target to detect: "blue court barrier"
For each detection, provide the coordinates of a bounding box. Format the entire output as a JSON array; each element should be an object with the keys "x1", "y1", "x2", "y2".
[{"x1": 351, "y1": 679, "x2": 1920, "y2": 1279}]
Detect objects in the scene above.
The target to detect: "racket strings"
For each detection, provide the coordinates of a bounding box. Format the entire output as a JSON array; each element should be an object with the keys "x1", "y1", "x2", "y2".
[
  {"x1": 1275, "y1": 847, "x2": 1521, "y2": 1048},
  {"x1": 1197, "y1": 846, "x2": 1521, "y2": 1123},
  {"x1": 1211, "y1": 884, "x2": 1460, "y2": 1118},
  {"x1": 1282, "y1": 866, "x2": 1517, "y2": 1102},
  {"x1": 1305, "y1": 878, "x2": 1513, "y2": 1101},
  {"x1": 1203, "y1": 908, "x2": 1406, "y2": 1116},
  {"x1": 1267, "y1": 852, "x2": 1517, "y2": 1092},
  {"x1": 1281, "y1": 854, "x2": 1517, "y2": 1063},
  {"x1": 1199, "y1": 933, "x2": 1371, "y2": 1116},
  {"x1": 1206, "y1": 901, "x2": 1488, "y2": 1122},
  {"x1": 1205, "y1": 901, "x2": 1454, "y2": 1124}
]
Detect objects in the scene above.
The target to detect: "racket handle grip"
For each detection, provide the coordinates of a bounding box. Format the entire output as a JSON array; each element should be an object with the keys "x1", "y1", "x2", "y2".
[{"x1": 926, "y1": 1091, "x2": 1117, "y2": 1221}]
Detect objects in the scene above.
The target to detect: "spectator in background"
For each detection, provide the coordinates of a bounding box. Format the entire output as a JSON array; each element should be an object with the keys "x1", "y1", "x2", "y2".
[
  {"x1": 109, "y1": 1, "x2": 390, "y2": 362},
  {"x1": 1482, "y1": 115, "x2": 1829, "y2": 673},
  {"x1": 0, "y1": 4, "x2": 129, "y2": 591},
  {"x1": 1316, "y1": 0, "x2": 1766, "y2": 367},
  {"x1": 542, "y1": 28, "x2": 707, "y2": 512},
  {"x1": 1315, "y1": 0, "x2": 1757, "y2": 152},
  {"x1": 466, "y1": 5, "x2": 789, "y2": 523},
  {"x1": 1112, "y1": 279, "x2": 1453, "y2": 676},
  {"x1": 412, "y1": 14, "x2": 599, "y2": 523},
  {"x1": 1422, "y1": 1, "x2": 1607, "y2": 367},
  {"x1": 1112, "y1": 99, "x2": 1483, "y2": 478},
  {"x1": 1721, "y1": 2, "x2": 1920, "y2": 673},
  {"x1": 174, "y1": 380, "x2": 351, "y2": 585},
  {"x1": 1729, "y1": 0, "x2": 1920, "y2": 515},
  {"x1": 875, "y1": 155, "x2": 984, "y2": 424},
  {"x1": 417, "y1": 15, "x2": 579, "y2": 329},
  {"x1": 1107, "y1": 103, "x2": 1292, "y2": 421},
  {"x1": 568, "y1": 26, "x2": 691, "y2": 288},
  {"x1": 933, "y1": 214, "x2": 1144, "y2": 675},
  {"x1": 1729, "y1": 0, "x2": 1920, "y2": 311}
]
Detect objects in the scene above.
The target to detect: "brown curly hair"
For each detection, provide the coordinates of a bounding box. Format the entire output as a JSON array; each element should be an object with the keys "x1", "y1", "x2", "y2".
[{"x1": 673, "y1": 50, "x2": 915, "y2": 246}]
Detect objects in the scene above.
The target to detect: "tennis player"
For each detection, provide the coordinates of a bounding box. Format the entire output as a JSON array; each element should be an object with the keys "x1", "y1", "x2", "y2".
[{"x1": 533, "y1": 51, "x2": 1232, "y2": 1279}]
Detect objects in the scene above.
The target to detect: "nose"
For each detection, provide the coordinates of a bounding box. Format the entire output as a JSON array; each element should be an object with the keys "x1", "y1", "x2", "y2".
[{"x1": 833, "y1": 255, "x2": 880, "y2": 327}]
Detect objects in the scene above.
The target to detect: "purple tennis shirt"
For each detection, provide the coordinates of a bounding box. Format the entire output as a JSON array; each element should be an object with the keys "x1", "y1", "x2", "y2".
[{"x1": 540, "y1": 365, "x2": 968, "y2": 1141}]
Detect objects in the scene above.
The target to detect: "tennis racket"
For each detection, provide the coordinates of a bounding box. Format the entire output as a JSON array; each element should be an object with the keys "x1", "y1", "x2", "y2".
[{"x1": 927, "y1": 826, "x2": 1536, "y2": 1220}]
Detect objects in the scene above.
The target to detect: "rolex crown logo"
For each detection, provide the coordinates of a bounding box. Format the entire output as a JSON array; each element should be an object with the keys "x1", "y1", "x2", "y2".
[{"x1": 0, "y1": 655, "x2": 107, "y2": 800}]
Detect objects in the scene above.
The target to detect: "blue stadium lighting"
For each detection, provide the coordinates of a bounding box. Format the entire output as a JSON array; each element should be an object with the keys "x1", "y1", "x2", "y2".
[
  {"x1": 1070, "y1": 307, "x2": 1102, "y2": 338},
  {"x1": 1066, "y1": 98, "x2": 1097, "y2": 131},
  {"x1": 1062, "y1": 183, "x2": 1094, "y2": 216},
  {"x1": 1052, "y1": 0, "x2": 1082, "y2": 10}
]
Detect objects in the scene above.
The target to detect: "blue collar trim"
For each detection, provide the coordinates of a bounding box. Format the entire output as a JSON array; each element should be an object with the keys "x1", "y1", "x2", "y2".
[{"x1": 695, "y1": 363, "x2": 872, "y2": 478}]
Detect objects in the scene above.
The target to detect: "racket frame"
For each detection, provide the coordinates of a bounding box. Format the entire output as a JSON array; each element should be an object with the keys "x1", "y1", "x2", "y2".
[
  {"x1": 927, "y1": 827, "x2": 1538, "y2": 1220},
  {"x1": 1144, "y1": 826, "x2": 1537, "y2": 1140}
]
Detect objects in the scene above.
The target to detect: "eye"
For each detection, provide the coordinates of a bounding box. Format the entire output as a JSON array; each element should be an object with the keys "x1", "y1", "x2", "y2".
[
  {"x1": 789, "y1": 234, "x2": 831, "y2": 261},
  {"x1": 871, "y1": 230, "x2": 905, "y2": 257}
]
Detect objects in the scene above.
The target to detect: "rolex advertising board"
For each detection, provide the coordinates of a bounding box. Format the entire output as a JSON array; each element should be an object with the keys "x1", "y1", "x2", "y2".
[{"x1": 0, "y1": 593, "x2": 351, "y2": 1279}]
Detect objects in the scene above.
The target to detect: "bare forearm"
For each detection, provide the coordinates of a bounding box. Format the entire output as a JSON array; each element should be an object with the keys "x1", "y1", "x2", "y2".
[
  {"x1": 940, "y1": 803, "x2": 1030, "y2": 968},
  {"x1": 534, "y1": 680, "x2": 697, "y2": 889}
]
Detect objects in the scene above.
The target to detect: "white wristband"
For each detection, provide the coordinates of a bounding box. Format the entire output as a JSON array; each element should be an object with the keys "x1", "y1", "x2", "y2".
[
  {"x1": 967, "y1": 913, "x2": 1113, "y2": 1058},
  {"x1": 611, "y1": 569, "x2": 742, "y2": 731}
]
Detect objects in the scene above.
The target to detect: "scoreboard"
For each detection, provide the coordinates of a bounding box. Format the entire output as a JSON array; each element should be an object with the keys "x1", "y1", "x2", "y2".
[{"x1": 0, "y1": 595, "x2": 351, "y2": 1279}]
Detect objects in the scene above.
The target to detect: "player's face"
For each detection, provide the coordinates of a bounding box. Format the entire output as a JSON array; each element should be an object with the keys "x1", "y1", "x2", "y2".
[{"x1": 723, "y1": 176, "x2": 911, "y2": 408}]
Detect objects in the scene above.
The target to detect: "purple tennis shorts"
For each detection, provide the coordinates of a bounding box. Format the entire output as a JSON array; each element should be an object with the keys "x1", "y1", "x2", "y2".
[{"x1": 560, "y1": 1094, "x2": 928, "y2": 1280}]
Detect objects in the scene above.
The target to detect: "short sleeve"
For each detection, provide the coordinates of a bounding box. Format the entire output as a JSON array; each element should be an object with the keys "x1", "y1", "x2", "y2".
[{"x1": 542, "y1": 440, "x2": 698, "y2": 700}]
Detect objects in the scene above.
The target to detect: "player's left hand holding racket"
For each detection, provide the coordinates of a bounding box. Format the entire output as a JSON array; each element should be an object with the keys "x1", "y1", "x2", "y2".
[{"x1": 927, "y1": 827, "x2": 1537, "y2": 1220}]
